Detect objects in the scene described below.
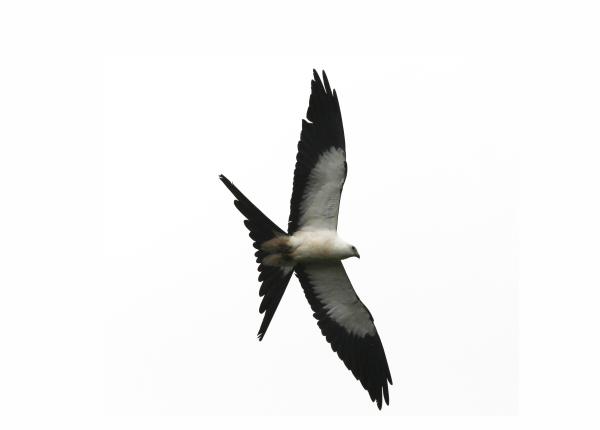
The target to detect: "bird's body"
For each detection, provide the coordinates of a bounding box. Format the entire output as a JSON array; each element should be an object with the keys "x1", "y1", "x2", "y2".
[
  {"x1": 262, "y1": 229, "x2": 357, "y2": 266},
  {"x1": 219, "y1": 70, "x2": 391, "y2": 409}
]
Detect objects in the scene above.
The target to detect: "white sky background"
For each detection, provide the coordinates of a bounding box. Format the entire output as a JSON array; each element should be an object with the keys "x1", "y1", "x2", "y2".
[
  {"x1": 1, "y1": 0, "x2": 600, "y2": 427},
  {"x1": 103, "y1": 56, "x2": 518, "y2": 415}
]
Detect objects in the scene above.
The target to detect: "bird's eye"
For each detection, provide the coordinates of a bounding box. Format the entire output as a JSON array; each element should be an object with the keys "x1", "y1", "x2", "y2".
[{"x1": 351, "y1": 246, "x2": 356, "y2": 251}]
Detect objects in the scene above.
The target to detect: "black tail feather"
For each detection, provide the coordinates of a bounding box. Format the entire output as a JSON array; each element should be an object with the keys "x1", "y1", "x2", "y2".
[{"x1": 219, "y1": 174, "x2": 294, "y2": 340}]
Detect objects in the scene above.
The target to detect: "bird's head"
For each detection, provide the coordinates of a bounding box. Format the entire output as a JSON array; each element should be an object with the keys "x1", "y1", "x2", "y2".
[
  {"x1": 349, "y1": 244, "x2": 360, "y2": 259},
  {"x1": 334, "y1": 236, "x2": 360, "y2": 260}
]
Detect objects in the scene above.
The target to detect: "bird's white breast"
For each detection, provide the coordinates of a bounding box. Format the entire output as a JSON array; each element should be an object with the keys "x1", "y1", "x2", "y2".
[{"x1": 289, "y1": 230, "x2": 347, "y2": 262}]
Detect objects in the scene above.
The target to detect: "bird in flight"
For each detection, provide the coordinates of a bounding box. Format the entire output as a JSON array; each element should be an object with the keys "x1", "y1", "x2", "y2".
[{"x1": 219, "y1": 70, "x2": 392, "y2": 409}]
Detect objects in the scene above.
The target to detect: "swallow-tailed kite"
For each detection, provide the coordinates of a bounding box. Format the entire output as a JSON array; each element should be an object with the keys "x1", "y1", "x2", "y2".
[{"x1": 219, "y1": 70, "x2": 392, "y2": 409}]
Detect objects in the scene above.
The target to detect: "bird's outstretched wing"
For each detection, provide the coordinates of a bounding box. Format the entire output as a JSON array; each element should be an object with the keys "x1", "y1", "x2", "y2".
[
  {"x1": 295, "y1": 262, "x2": 392, "y2": 409},
  {"x1": 288, "y1": 70, "x2": 347, "y2": 233}
]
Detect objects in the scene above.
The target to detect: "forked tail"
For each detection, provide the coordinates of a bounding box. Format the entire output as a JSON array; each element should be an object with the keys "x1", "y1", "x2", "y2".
[{"x1": 219, "y1": 174, "x2": 294, "y2": 340}]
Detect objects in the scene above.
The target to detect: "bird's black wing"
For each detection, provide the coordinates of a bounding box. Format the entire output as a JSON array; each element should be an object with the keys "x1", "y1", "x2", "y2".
[
  {"x1": 288, "y1": 70, "x2": 347, "y2": 233},
  {"x1": 295, "y1": 262, "x2": 392, "y2": 409}
]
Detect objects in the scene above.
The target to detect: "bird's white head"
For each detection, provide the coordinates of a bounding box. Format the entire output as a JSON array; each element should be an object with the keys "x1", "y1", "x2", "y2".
[
  {"x1": 349, "y1": 244, "x2": 360, "y2": 259},
  {"x1": 333, "y1": 235, "x2": 360, "y2": 260},
  {"x1": 337, "y1": 240, "x2": 360, "y2": 260}
]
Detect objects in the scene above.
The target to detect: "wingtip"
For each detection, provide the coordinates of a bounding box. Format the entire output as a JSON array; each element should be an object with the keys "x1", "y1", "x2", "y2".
[
  {"x1": 310, "y1": 69, "x2": 333, "y2": 96},
  {"x1": 322, "y1": 70, "x2": 332, "y2": 95},
  {"x1": 383, "y1": 382, "x2": 390, "y2": 406},
  {"x1": 312, "y1": 69, "x2": 323, "y2": 87}
]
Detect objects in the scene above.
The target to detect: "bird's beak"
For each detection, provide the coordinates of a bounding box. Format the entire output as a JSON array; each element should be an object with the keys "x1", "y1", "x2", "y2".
[{"x1": 355, "y1": 251, "x2": 360, "y2": 259}]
